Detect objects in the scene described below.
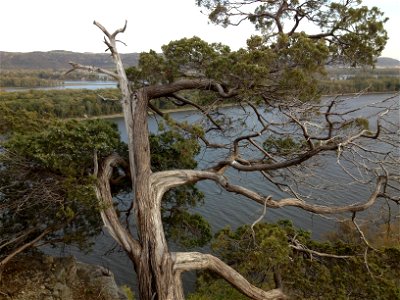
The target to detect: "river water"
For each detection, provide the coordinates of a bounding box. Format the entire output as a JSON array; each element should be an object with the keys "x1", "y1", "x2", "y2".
[
  {"x1": 44, "y1": 91, "x2": 399, "y2": 293},
  {"x1": 2, "y1": 80, "x2": 118, "y2": 92}
]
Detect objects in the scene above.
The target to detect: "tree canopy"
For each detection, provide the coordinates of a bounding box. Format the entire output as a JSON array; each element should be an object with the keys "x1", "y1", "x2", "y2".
[{"x1": 197, "y1": 0, "x2": 388, "y2": 66}]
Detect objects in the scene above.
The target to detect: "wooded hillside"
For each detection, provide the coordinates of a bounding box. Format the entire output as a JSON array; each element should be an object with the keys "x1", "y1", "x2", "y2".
[
  {"x1": 0, "y1": 50, "x2": 139, "y2": 70},
  {"x1": 1, "y1": 50, "x2": 399, "y2": 70}
]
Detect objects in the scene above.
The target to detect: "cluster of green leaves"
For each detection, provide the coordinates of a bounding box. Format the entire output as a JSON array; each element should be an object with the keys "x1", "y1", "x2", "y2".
[
  {"x1": 126, "y1": 33, "x2": 327, "y2": 103},
  {"x1": 263, "y1": 136, "x2": 307, "y2": 157},
  {"x1": 0, "y1": 117, "x2": 126, "y2": 253},
  {"x1": 341, "y1": 117, "x2": 370, "y2": 131},
  {"x1": 189, "y1": 221, "x2": 400, "y2": 299},
  {"x1": 149, "y1": 128, "x2": 211, "y2": 248},
  {"x1": 5, "y1": 119, "x2": 124, "y2": 177},
  {"x1": 0, "y1": 89, "x2": 122, "y2": 119},
  {"x1": 325, "y1": 3, "x2": 388, "y2": 66},
  {"x1": 198, "y1": 0, "x2": 388, "y2": 67},
  {"x1": 0, "y1": 103, "x2": 51, "y2": 138}
]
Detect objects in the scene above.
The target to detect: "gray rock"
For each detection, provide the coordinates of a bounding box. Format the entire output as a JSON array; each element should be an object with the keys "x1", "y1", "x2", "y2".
[{"x1": 0, "y1": 253, "x2": 129, "y2": 300}]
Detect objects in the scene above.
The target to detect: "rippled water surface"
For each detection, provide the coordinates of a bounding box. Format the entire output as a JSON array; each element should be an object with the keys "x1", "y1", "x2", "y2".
[{"x1": 47, "y1": 92, "x2": 399, "y2": 292}]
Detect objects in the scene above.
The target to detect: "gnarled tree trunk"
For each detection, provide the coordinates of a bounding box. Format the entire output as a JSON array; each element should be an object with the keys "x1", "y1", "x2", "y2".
[
  {"x1": 131, "y1": 90, "x2": 182, "y2": 299},
  {"x1": 70, "y1": 20, "x2": 394, "y2": 300}
]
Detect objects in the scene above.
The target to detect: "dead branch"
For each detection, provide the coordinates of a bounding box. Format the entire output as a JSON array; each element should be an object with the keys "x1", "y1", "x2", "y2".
[
  {"x1": 97, "y1": 94, "x2": 120, "y2": 102},
  {"x1": 95, "y1": 154, "x2": 141, "y2": 260},
  {"x1": 251, "y1": 196, "x2": 270, "y2": 244},
  {"x1": 352, "y1": 212, "x2": 378, "y2": 251},
  {"x1": 151, "y1": 170, "x2": 387, "y2": 215},
  {"x1": 289, "y1": 237, "x2": 352, "y2": 259},
  {"x1": 65, "y1": 62, "x2": 120, "y2": 81},
  {"x1": 168, "y1": 93, "x2": 223, "y2": 131},
  {"x1": 0, "y1": 228, "x2": 36, "y2": 251},
  {"x1": 172, "y1": 252, "x2": 286, "y2": 300},
  {"x1": 145, "y1": 78, "x2": 239, "y2": 100},
  {"x1": 0, "y1": 227, "x2": 54, "y2": 274}
]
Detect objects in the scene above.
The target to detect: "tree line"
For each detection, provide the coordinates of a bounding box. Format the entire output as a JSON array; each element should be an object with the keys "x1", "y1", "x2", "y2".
[
  {"x1": 0, "y1": 70, "x2": 115, "y2": 88},
  {"x1": 0, "y1": 89, "x2": 122, "y2": 119}
]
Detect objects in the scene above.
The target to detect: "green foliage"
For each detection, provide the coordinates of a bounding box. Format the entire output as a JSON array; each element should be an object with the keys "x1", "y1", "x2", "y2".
[
  {"x1": 354, "y1": 117, "x2": 370, "y2": 130},
  {"x1": 120, "y1": 285, "x2": 136, "y2": 300},
  {"x1": 1, "y1": 87, "x2": 210, "y2": 253},
  {"x1": 263, "y1": 136, "x2": 306, "y2": 156},
  {"x1": 0, "y1": 102, "x2": 52, "y2": 137},
  {"x1": 125, "y1": 32, "x2": 327, "y2": 101},
  {"x1": 150, "y1": 129, "x2": 200, "y2": 171},
  {"x1": 149, "y1": 128, "x2": 211, "y2": 248},
  {"x1": 5, "y1": 119, "x2": 124, "y2": 177},
  {"x1": 0, "y1": 119, "x2": 126, "y2": 256},
  {"x1": 127, "y1": 0, "x2": 390, "y2": 111},
  {"x1": 319, "y1": 75, "x2": 400, "y2": 94},
  {"x1": 189, "y1": 221, "x2": 400, "y2": 299},
  {"x1": 188, "y1": 278, "x2": 247, "y2": 300},
  {"x1": 165, "y1": 211, "x2": 211, "y2": 248},
  {"x1": 162, "y1": 37, "x2": 217, "y2": 80},
  {"x1": 0, "y1": 70, "x2": 62, "y2": 87},
  {"x1": 0, "y1": 89, "x2": 122, "y2": 119},
  {"x1": 198, "y1": 0, "x2": 388, "y2": 67},
  {"x1": 212, "y1": 223, "x2": 290, "y2": 285},
  {"x1": 126, "y1": 50, "x2": 166, "y2": 86}
]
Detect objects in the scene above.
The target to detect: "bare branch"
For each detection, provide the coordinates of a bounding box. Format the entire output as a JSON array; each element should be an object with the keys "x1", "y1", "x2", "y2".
[
  {"x1": 0, "y1": 227, "x2": 55, "y2": 273},
  {"x1": 97, "y1": 94, "x2": 120, "y2": 102},
  {"x1": 282, "y1": 111, "x2": 314, "y2": 149},
  {"x1": 352, "y1": 213, "x2": 378, "y2": 251},
  {"x1": 289, "y1": 243, "x2": 352, "y2": 259},
  {"x1": 95, "y1": 154, "x2": 141, "y2": 260},
  {"x1": 212, "y1": 125, "x2": 380, "y2": 172},
  {"x1": 147, "y1": 102, "x2": 228, "y2": 150},
  {"x1": 363, "y1": 247, "x2": 375, "y2": 279},
  {"x1": 65, "y1": 62, "x2": 120, "y2": 81},
  {"x1": 151, "y1": 170, "x2": 387, "y2": 215},
  {"x1": 172, "y1": 252, "x2": 286, "y2": 300},
  {"x1": 93, "y1": 20, "x2": 127, "y2": 40},
  {"x1": 251, "y1": 196, "x2": 270, "y2": 243},
  {"x1": 168, "y1": 93, "x2": 223, "y2": 131},
  {"x1": 0, "y1": 228, "x2": 36, "y2": 251},
  {"x1": 145, "y1": 78, "x2": 239, "y2": 100}
]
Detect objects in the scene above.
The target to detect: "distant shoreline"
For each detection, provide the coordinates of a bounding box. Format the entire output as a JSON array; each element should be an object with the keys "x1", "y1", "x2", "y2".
[{"x1": 79, "y1": 91, "x2": 398, "y2": 121}]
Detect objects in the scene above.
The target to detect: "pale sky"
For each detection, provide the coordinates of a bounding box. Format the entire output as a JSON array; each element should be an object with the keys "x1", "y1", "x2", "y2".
[{"x1": 0, "y1": 0, "x2": 399, "y2": 59}]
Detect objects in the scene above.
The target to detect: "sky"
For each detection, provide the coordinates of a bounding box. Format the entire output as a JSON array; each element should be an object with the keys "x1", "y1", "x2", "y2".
[{"x1": 0, "y1": 0, "x2": 399, "y2": 60}]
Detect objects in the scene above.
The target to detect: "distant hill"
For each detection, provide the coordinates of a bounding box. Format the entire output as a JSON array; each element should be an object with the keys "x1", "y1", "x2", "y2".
[
  {"x1": 376, "y1": 57, "x2": 400, "y2": 68},
  {"x1": 0, "y1": 50, "x2": 139, "y2": 70},
  {"x1": 0, "y1": 50, "x2": 398, "y2": 70}
]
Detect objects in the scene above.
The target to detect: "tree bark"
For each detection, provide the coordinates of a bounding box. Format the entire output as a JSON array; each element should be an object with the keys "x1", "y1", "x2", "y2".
[
  {"x1": 173, "y1": 252, "x2": 286, "y2": 300},
  {"x1": 127, "y1": 89, "x2": 184, "y2": 299}
]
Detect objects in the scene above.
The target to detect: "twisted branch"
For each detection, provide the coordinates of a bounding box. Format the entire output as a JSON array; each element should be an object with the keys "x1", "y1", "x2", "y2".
[{"x1": 173, "y1": 252, "x2": 286, "y2": 300}]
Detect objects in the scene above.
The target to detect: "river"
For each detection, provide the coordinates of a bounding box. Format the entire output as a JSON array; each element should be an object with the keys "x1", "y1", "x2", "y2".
[
  {"x1": 2, "y1": 80, "x2": 118, "y2": 92},
  {"x1": 45, "y1": 92, "x2": 399, "y2": 294}
]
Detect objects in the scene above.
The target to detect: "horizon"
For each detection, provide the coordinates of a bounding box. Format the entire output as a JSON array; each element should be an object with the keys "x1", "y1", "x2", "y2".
[
  {"x1": 1, "y1": 49, "x2": 399, "y2": 62},
  {"x1": 0, "y1": 0, "x2": 399, "y2": 61}
]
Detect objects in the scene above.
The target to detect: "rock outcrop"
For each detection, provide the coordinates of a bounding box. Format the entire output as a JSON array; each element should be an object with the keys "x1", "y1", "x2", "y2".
[{"x1": 0, "y1": 253, "x2": 128, "y2": 300}]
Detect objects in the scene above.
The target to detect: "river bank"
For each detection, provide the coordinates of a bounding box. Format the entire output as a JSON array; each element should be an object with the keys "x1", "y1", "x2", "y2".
[{"x1": 78, "y1": 90, "x2": 398, "y2": 121}]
